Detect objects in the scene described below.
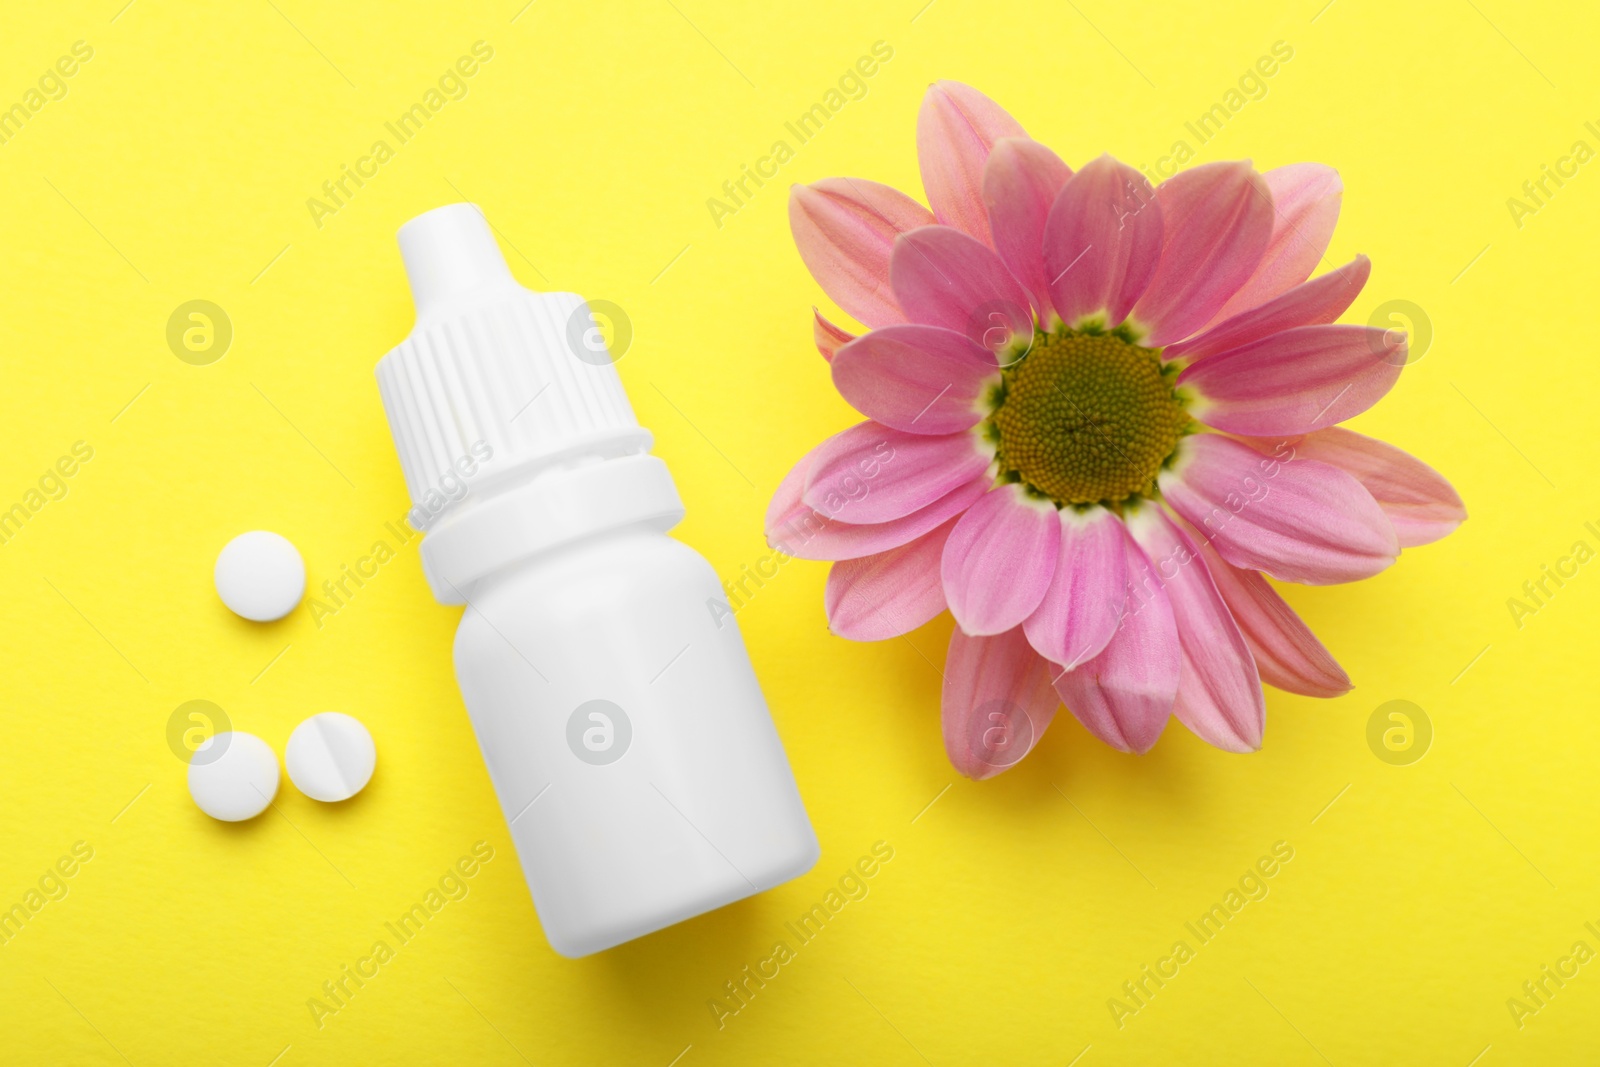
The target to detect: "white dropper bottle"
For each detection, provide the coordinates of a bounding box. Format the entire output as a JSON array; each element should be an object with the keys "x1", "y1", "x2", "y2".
[{"x1": 376, "y1": 203, "x2": 819, "y2": 957}]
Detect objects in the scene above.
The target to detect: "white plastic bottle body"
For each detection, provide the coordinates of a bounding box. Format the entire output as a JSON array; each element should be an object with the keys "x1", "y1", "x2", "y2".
[{"x1": 452, "y1": 523, "x2": 819, "y2": 957}]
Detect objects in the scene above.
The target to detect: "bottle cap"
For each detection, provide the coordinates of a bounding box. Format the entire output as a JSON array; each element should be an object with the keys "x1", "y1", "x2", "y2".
[
  {"x1": 378, "y1": 205, "x2": 650, "y2": 528},
  {"x1": 376, "y1": 204, "x2": 681, "y2": 604}
]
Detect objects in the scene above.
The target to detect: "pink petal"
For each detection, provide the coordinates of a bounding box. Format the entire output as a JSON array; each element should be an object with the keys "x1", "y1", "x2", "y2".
[
  {"x1": 1178, "y1": 323, "x2": 1405, "y2": 436},
  {"x1": 789, "y1": 178, "x2": 934, "y2": 328},
  {"x1": 942, "y1": 626, "x2": 1058, "y2": 780},
  {"x1": 890, "y1": 225, "x2": 1035, "y2": 352},
  {"x1": 1289, "y1": 427, "x2": 1466, "y2": 547},
  {"x1": 1210, "y1": 164, "x2": 1343, "y2": 324},
  {"x1": 769, "y1": 469, "x2": 990, "y2": 562},
  {"x1": 1052, "y1": 524, "x2": 1177, "y2": 753},
  {"x1": 1126, "y1": 505, "x2": 1264, "y2": 753},
  {"x1": 812, "y1": 307, "x2": 855, "y2": 362},
  {"x1": 831, "y1": 324, "x2": 1001, "y2": 435},
  {"x1": 983, "y1": 137, "x2": 1072, "y2": 323},
  {"x1": 1164, "y1": 255, "x2": 1370, "y2": 363},
  {"x1": 766, "y1": 440, "x2": 822, "y2": 534},
  {"x1": 803, "y1": 421, "x2": 993, "y2": 525},
  {"x1": 1042, "y1": 155, "x2": 1162, "y2": 329},
  {"x1": 1186, "y1": 524, "x2": 1350, "y2": 697},
  {"x1": 1023, "y1": 506, "x2": 1129, "y2": 671},
  {"x1": 1158, "y1": 434, "x2": 1399, "y2": 585},
  {"x1": 941, "y1": 483, "x2": 1060, "y2": 635},
  {"x1": 826, "y1": 519, "x2": 957, "y2": 640},
  {"x1": 917, "y1": 81, "x2": 1027, "y2": 247},
  {"x1": 1130, "y1": 161, "x2": 1273, "y2": 347}
]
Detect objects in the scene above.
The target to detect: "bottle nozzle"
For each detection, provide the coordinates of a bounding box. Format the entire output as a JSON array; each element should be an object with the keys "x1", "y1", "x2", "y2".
[{"x1": 397, "y1": 202, "x2": 518, "y2": 320}]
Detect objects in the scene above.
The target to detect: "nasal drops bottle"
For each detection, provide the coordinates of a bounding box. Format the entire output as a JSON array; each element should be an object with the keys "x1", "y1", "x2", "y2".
[{"x1": 375, "y1": 203, "x2": 819, "y2": 957}]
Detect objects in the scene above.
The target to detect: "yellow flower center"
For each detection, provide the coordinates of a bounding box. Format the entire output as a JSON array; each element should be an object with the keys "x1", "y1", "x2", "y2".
[{"x1": 990, "y1": 329, "x2": 1191, "y2": 507}]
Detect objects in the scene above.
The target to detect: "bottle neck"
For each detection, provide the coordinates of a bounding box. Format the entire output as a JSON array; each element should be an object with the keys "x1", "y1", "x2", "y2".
[
  {"x1": 418, "y1": 452, "x2": 684, "y2": 605},
  {"x1": 410, "y1": 426, "x2": 654, "y2": 534}
]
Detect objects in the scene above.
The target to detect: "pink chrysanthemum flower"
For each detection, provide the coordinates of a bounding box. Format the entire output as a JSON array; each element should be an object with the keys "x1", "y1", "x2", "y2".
[{"x1": 767, "y1": 81, "x2": 1466, "y2": 778}]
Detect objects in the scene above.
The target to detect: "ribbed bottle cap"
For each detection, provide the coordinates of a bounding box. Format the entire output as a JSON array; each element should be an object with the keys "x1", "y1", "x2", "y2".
[{"x1": 376, "y1": 204, "x2": 648, "y2": 531}]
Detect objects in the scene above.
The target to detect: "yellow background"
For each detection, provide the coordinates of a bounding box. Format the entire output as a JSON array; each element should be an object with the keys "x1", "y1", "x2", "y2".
[{"x1": 0, "y1": 0, "x2": 1594, "y2": 1062}]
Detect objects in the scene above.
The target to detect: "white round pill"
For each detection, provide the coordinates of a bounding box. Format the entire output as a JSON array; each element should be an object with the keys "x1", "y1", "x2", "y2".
[
  {"x1": 187, "y1": 731, "x2": 279, "y2": 821},
  {"x1": 214, "y1": 530, "x2": 305, "y2": 622},
  {"x1": 285, "y1": 712, "x2": 376, "y2": 802}
]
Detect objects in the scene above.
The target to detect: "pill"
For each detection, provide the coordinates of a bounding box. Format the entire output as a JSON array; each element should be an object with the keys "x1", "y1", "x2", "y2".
[
  {"x1": 187, "y1": 731, "x2": 279, "y2": 821},
  {"x1": 214, "y1": 531, "x2": 305, "y2": 622},
  {"x1": 285, "y1": 712, "x2": 376, "y2": 802}
]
